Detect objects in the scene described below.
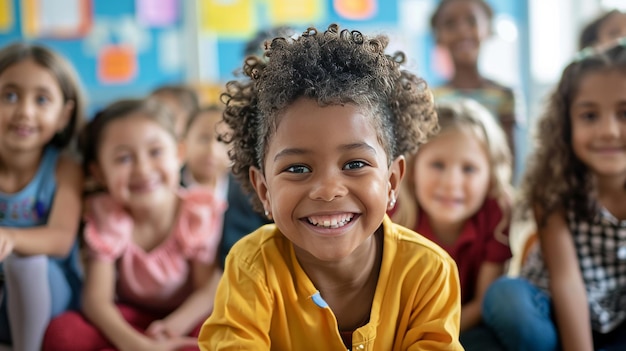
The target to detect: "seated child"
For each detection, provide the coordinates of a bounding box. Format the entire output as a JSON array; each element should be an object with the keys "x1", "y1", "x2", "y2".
[
  {"x1": 43, "y1": 99, "x2": 225, "y2": 351},
  {"x1": 181, "y1": 105, "x2": 271, "y2": 267},
  {"x1": 429, "y1": 0, "x2": 522, "y2": 161},
  {"x1": 198, "y1": 24, "x2": 463, "y2": 350},
  {"x1": 0, "y1": 42, "x2": 85, "y2": 351},
  {"x1": 392, "y1": 98, "x2": 513, "y2": 351},
  {"x1": 482, "y1": 41, "x2": 626, "y2": 351}
]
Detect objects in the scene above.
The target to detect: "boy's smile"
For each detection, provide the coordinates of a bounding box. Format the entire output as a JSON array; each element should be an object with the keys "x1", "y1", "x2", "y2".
[{"x1": 250, "y1": 98, "x2": 403, "y2": 262}]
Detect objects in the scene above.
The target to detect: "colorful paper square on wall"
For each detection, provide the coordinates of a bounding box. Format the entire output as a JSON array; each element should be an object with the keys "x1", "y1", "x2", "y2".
[
  {"x1": 333, "y1": 0, "x2": 377, "y2": 20},
  {"x1": 268, "y1": 0, "x2": 323, "y2": 25},
  {"x1": 21, "y1": 0, "x2": 92, "y2": 38},
  {"x1": 97, "y1": 45, "x2": 138, "y2": 84},
  {"x1": 0, "y1": 0, "x2": 13, "y2": 32},
  {"x1": 199, "y1": 0, "x2": 255, "y2": 37},
  {"x1": 136, "y1": 0, "x2": 179, "y2": 27}
]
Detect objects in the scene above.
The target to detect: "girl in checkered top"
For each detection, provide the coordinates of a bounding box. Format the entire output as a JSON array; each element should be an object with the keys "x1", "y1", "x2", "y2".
[{"x1": 481, "y1": 42, "x2": 626, "y2": 351}]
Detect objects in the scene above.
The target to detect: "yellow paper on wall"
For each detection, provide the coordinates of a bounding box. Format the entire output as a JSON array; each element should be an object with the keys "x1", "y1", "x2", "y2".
[
  {"x1": 268, "y1": 0, "x2": 323, "y2": 24},
  {"x1": 199, "y1": 0, "x2": 255, "y2": 37},
  {"x1": 0, "y1": 0, "x2": 13, "y2": 32}
]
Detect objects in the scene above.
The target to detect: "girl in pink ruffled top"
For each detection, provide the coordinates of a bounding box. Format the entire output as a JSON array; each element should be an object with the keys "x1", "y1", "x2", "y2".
[{"x1": 42, "y1": 99, "x2": 226, "y2": 351}]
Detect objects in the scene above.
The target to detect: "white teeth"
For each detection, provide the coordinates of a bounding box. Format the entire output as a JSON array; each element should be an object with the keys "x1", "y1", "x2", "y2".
[{"x1": 308, "y1": 214, "x2": 354, "y2": 228}]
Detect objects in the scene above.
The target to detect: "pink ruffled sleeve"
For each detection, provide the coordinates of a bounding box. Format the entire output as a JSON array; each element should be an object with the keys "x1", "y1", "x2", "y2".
[
  {"x1": 83, "y1": 194, "x2": 133, "y2": 262},
  {"x1": 175, "y1": 188, "x2": 227, "y2": 264}
]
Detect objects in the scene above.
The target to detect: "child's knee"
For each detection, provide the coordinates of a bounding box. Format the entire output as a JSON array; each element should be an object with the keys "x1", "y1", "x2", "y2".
[
  {"x1": 3, "y1": 254, "x2": 47, "y2": 278},
  {"x1": 482, "y1": 277, "x2": 528, "y2": 321}
]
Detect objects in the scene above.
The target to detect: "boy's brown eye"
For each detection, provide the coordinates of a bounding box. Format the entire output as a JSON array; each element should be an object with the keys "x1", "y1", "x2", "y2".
[
  {"x1": 286, "y1": 165, "x2": 310, "y2": 174},
  {"x1": 343, "y1": 161, "x2": 366, "y2": 170}
]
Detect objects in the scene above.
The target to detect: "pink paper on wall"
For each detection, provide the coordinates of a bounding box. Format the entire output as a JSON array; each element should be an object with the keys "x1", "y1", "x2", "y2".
[{"x1": 136, "y1": 0, "x2": 178, "y2": 27}]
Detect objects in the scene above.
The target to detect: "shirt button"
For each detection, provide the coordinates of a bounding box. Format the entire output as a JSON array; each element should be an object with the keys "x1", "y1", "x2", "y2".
[{"x1": 357, "y1": 345, "x2": 364, "y2": 350}]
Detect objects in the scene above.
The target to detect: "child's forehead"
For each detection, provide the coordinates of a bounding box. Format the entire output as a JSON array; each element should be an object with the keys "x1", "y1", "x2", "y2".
[
  {"x1": 571, "y1": 68, "x2": 626, "y2": 100},
  {"x1": 438, "y1": 0, "x2": 489, "y2": 17},
  {"x1": 102, "y1": 113, "x2": 169, "y2": 140},
  {"x1": 268, "y1": 99, "x2": 385, "y2": 151},
  {"x1": 188, "y1": 110, "x2": 223, "y2": 130},
  {"x1": 0, "y1": 59, "x2": 62, "y2": 93},
  {"x1": 275, "y1": 99, "x2": 377, "y2": 129}
]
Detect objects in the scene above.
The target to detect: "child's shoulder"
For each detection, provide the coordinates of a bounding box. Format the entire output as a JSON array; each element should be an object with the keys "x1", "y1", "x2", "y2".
[
  {"x1": 178, "y1": 186, "x2": 227, "y2": 213},
  {"x1": 227, "y1": 224, "x2": 284, "y2": 265},
  {"x1": 482, "y1": 79, "x2": 515, "y2": 96},
  {"x1": 55, "y1": 151, "x2": 82, "y2": 177}
]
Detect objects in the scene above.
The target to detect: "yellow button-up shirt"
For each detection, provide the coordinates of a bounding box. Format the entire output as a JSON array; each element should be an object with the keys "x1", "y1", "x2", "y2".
[{"x1": 199, "y1": 215, "x2": 463, "y2": 350}]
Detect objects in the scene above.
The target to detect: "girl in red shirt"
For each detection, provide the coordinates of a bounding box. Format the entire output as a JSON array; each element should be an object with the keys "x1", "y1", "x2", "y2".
[{"x1": 392, "y1": 98, "x2": 513, "y2": 351}]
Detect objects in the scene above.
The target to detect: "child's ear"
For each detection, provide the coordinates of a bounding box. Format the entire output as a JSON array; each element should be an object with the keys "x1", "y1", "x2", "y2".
[
  {"x1": 388, "y1": 155, "x2": 406, "y2": 195},
  {"x1": 57, "y1": 99, "x2": 75, "y2": 132},
  {"x1": 250, "y1": 166, "x2": 271, "y2": 215}
]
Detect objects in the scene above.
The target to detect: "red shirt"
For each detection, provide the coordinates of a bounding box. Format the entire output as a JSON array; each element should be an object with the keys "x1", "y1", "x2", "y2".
[{"x1": 415, "y1": 198, "x2": 511, "y2": 304}]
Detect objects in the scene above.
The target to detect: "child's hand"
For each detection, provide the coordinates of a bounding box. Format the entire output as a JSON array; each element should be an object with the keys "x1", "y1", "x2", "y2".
[
  {"x1": 0, "y1": 229, "x2": 15, "y2": 261},
  {"x1": 145, "y1": 319, "x2": 185, "y2": 339}
]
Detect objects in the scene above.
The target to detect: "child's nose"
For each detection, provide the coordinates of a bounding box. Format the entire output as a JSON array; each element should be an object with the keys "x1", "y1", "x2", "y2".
[
  {"x1": 441, "y1": 168, "x2": 463, "y2": 188},
  {"x1": 133, "y1": 154, "x2": 152, "y2": 176},
  {"x1": 598, "y1": 114, "x2": 621, "y2": 138},
  {"x1": 15, "y1": 99, "x2": 36, "y2": 119},
  {"x1": 309, "y1": 170, "x2": 348, "y2": 202}
]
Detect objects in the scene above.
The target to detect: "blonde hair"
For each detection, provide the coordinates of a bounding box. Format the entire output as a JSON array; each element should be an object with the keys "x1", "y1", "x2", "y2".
[{"x1": 392, "y1": 98, "x2": 513, "y2": 244}]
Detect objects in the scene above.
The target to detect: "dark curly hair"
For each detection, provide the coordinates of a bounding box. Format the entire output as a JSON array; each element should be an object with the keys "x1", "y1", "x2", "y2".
[
  {"x1": 219, "y1": 24, "x2": 438, "y2": 212},
  {"x1": 520, "y1": 43, "x2": 626, "y2": 226}
]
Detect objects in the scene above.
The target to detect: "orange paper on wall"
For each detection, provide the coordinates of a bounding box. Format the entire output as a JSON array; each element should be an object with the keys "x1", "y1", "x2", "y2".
[
  {"x1": 334, "y1": 0, "x2": 377, "y2": 20},
  {"x1": 97, "y1": 45, "x2": 137, "y2": 84}
]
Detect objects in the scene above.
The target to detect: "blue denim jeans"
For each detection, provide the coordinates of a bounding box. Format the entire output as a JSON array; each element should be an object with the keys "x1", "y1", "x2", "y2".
[
  {"x1": 482, "y1": 277, "x2": 558, "y2": 351},
  {"x1": 483, "y1": 277, "x2": 626, "y2": 351}
]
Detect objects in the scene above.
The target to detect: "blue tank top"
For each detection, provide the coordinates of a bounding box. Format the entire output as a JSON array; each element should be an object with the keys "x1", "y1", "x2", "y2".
[
  {"x1": 0, "y1": 147, "x2": 82, "y2": 315},
  {"x1": 0, "y1": 147, "x2": 59, "y2": 227}
]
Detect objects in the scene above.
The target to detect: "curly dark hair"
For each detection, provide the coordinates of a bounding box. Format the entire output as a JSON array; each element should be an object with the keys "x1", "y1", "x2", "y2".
[
  {"x1": 520, "y1": 43, "x2": 626, "y2": 226},
  {"x1": 219, "y1": 24, "x2": 438, "y2": 212}
]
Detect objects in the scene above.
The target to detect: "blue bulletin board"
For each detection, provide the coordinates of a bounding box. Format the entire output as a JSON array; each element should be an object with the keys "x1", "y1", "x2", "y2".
[
  {"x1": 0, "y1": 0, "x2": 186, "y2": 115},
  {"x1": 0, "y1": 0, "x2": 529, "y2": 129},
  {"x1": 199, "y1": 0, "x2": 528, "y2": 92}
]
